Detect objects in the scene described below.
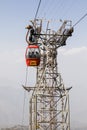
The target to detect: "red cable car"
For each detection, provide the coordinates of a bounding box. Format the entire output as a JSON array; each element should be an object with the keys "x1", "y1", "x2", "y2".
[{"x1": 25, "y1": 45, "x2": 40, "y2": 66}]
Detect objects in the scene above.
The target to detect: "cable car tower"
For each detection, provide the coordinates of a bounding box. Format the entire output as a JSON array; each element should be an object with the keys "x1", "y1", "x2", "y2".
[{"x1": 23, "y1": 19, "x2": 73, "y2": 130}]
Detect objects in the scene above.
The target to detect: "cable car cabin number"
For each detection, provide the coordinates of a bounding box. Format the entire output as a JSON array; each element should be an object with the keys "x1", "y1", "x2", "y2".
[{"x1": 25, "y1": 45, "x2": 40, "y2": 66}]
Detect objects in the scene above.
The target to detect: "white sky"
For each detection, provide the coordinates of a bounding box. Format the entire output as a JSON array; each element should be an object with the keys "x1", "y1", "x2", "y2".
[{"x1": 0, "y1": 0, "x2": 87, "y2": 128}]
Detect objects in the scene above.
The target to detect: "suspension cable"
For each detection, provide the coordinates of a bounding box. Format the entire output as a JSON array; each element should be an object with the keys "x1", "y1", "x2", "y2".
[
  {"x1": 34, "y1": 0, "x2": 42, "y2": 20},
  {"x1": 73, "y1": 13, "x2": 87, "y2": 27},
  {"x1": 22, "y1": 0, "x2": 42, "y2": 125},
  {"x1": 22, "y1": 66, "x2": 28, "y2": 125}
]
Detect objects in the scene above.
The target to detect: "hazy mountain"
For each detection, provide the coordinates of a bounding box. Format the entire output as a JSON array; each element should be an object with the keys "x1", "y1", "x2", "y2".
[
  {"x1": 0, "y1": 125, "x2": 28, "y2": 130},
  {"x1": 1, "y1": 125, "x2": 87, "y2": 130}
]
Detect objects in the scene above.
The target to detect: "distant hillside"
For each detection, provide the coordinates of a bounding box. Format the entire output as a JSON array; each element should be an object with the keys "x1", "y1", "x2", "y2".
[
  {"x1": 71, "y1": 127, "x2": 87, "y2": 130},
  {"x1": 1, "y1": 125, "x2": 87, "y2": 130},
  {"x1": 0, "y1": 125, "x2": 28, "y2": 130}
]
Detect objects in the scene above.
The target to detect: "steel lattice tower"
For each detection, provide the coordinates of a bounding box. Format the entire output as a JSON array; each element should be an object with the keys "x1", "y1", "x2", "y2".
[{"x1": 23, "y1": 19, "x2": 73, "y2": 130}]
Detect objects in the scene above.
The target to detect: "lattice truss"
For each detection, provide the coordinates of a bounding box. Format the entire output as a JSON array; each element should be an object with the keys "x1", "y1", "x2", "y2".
[{"x1": 24, "y1": 19, "x2": 73, "y2": 130}]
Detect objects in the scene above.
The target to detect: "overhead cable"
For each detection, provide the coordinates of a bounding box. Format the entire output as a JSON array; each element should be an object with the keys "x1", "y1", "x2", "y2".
[
  {"x1": 73, "y1": 13, "x2": 87, "y2": 27},
  {"x1": 22, "y1": 67, "x2": 28, "y2": 125},
  {"x1": 34, "y1": 0, "x2": 42, "y2": 20}
]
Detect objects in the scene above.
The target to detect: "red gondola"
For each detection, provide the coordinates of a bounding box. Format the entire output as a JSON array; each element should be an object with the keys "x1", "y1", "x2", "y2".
[{"x1": 25, "y1": 45, "x2": 40, "y2": 66}]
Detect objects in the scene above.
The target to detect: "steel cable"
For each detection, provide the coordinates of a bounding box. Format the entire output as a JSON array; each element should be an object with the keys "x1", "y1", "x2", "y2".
[
  {"x1": 22, "y1": 66, "x2": 28, "y2": 125},
  {"x1": 22, "y1": 0, "x2": 42, "y2": 125},
  {"x1": 34, "y1": 0, "x2": 42, "y2": 20},
  {"x1": 73, "y1": 13, "x2": 87, "y2": 27}
]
